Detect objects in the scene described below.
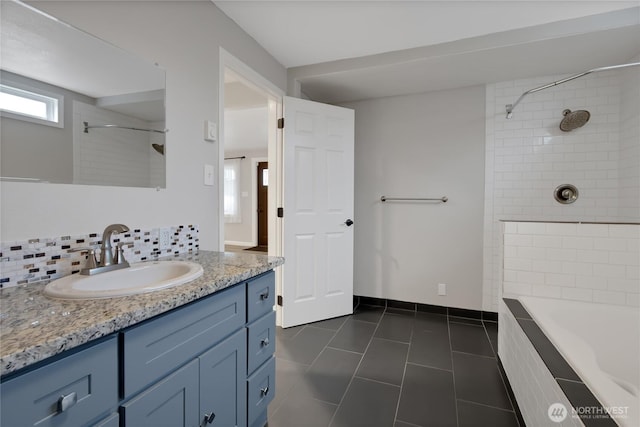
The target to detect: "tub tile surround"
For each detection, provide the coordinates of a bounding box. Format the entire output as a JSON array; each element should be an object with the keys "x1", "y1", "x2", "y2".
[
  {"x1": 502, "y1": 221, "x2": 639, "y2": 307},
  {"x1": 500, "y1": 299, "x2": 618, "y2": 427},
  {"x1": 484, "y1": 64, "x2": 640, "y2": 312},
  {"x1": 0, "y1": 225, "x2": 199, "y2": 288},
  {"x1": 0, "y1": 250, "x2": 284, "y2": 376}
]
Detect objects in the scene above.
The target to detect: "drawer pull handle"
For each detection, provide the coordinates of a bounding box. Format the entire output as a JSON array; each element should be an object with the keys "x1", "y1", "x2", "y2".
[
  {"x1": 260, "y1": 337, "x2": 270, "y2": 347},
  {"x1": 260, "y1": 386, "x2": 269, "y2": 397},
  {"x1": 259, "y1": 291, "x2": 269, "y2": 300},
  {"x1": 202, "y1": 412, "x2": 216, "y2": 426},
  {"x1": 57, "y1": 392, "x2": 77, "y2": 413}
]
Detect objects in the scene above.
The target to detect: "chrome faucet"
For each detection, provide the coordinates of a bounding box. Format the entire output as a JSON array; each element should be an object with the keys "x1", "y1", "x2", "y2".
[
  {"x1": 69, "y1": 224, "x2": 132, "y2": 275},
  {"x1": 100, "y1": 223, "x2": 130, "y2": 267}
]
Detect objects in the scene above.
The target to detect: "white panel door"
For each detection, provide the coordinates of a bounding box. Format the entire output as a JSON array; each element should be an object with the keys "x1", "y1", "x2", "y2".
[{"x1": 282, "y1": 96, "x2": 355, "y2": 328}]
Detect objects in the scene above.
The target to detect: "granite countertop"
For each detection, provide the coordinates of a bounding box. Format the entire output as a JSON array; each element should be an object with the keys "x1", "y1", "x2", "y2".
[{"x1": 0, "y1": 250, "x2": 284, "y2": 376}]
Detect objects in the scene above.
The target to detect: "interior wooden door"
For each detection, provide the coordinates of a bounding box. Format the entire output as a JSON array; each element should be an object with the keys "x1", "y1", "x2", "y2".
[
  {"x1": 281, "y1": 96, "x2": 355, "y2": 328},
  {"x1": 257, "y1": 161, "x2": 268, "y2": 247}
]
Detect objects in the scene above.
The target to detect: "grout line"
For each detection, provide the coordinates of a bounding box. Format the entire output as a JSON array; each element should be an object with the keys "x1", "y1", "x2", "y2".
[
  {"x1": 449, "y1": 319, "x2": 485, "y2": 327},
  {"x1": 352, "y1": 375, "x2": 402, "y2": 389},
  {"x1": 456, "y1": 398, "x2": 517, "y2": 413},
  {"x1": 451, "y1": 349, "x2": 497, "y2": 360},
  {"x1": 370, "y1": 335, "x2": 411, "y2": 345},
  {"x1": 394, "y1": 420, "x2": 423, "y2": 427},
  {"x1": 448, "y1": 314, "x2": 461, "y2": 427},
  {"x1": 392, "y1": 307, "x2": 414, "y2": 426},
  {"x1": 405, "y1": 361, "x2": 453, "y2": 373},
  {"x1": 324, "y1": 345, "x2": 365, "y2": 356},
  {"x1": 326, "y1": 309, "x2": 384, "y2": 427}
]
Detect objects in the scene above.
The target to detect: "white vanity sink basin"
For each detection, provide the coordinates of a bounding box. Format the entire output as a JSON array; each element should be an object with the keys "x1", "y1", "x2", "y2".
[{"x1": 44, "y1": 261, "x2": 204, "y2": 299}]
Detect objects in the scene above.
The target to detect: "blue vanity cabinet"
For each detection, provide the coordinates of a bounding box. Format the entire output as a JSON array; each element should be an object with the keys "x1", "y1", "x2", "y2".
[
  {"x1": 121, "y1": 284, "x2": 246, "y2": 399},
  {"x1": 120, "y1": 283, "x2": 247, "y2": 427},
  {"x1": 0, "y1": 337, "x2": 118, "y2": 427},
  {"x1": 1, "y1": 269, "x2": 278, "y2": 427},
  {"x1": 245, "y1": 272, "x2": 276, "y2": 427}
]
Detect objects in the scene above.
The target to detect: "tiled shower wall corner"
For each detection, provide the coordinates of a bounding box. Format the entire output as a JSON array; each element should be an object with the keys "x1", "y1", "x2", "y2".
[
  {"x1": 503, "y1": 221, "x2": 639, "y2": 307},
  {"x1": 483, "y1": 66, "x2": 640, "y2": 312},
  {"x1": 0, "y1": 225, "x2": 199, "y2": 288}
]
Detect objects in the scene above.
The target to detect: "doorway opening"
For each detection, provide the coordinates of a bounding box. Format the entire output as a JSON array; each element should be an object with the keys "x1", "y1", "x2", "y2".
[
  {"x1": 218, "y1": 48, "x2": 283, "y2": 258},
  {"x1": 254, "y1": 160, "x2": 269, "y2": 251}
]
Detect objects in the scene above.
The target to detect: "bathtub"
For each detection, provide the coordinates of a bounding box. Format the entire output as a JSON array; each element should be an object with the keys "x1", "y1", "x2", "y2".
[{"x1": 519, "y1": 296, "x2": 639, "y2": 427}]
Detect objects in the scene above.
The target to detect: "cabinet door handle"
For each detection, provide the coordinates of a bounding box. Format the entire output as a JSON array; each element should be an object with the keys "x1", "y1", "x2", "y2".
[
  {"x1": 260, "y1": 386, "x2": 269, "y2": 397},
  {"x1": 259, "y1": 290, "x2": 269, "y2": 300},
  {"x1": 260, "y1": 337, "x2": 270, "y2": 347},
  {"x1": 201, "y1": 412, "x2": 215, "y2": 426},
  {"x1": 57, "y1": 392, "x2": 77, "y2": 413}
]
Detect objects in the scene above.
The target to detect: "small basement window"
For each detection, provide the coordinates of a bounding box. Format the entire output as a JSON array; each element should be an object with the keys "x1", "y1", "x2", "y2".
[{"x1": 0, "y1": 83, "x2": 63, "y2": 128}]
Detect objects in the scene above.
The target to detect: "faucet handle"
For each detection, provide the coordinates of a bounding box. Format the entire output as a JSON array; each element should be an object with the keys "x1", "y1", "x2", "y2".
[
  {"x1": 68, "y1": 247, "x2": 98, "y2": 270},
  {"x1": 115, "y1": 242, "x2": 134, "y2": 265}
]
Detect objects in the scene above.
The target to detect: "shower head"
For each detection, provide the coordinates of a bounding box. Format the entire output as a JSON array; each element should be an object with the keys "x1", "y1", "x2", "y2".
[
  {"x1": 559, "y1": 109, "x2": 590, "y2": 132},
  {"x1": 152, "y1": 143, "x2": 165, "y2": 155}
]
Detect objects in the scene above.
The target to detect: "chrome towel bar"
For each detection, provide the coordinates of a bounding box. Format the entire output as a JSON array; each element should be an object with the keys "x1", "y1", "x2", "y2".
[
  {"x1": 380, "y1": 196, "x2": 448, "y2": 203},
  {"x1": 84, "y1": 121, "x2": 167, "y2": 134}
]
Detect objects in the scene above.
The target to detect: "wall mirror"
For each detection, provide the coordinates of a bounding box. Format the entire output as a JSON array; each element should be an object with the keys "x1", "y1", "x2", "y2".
[{"x1": 0, "y1": 0, "x2": 166, "y2": 188}]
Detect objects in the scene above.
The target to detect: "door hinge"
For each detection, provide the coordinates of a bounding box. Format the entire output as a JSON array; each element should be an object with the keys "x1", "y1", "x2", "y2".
[
  {"x1": 277, "y1": 295, "x2": 283, "y2": 306},
  {"x1": 277, "y1": 118, "x2": 284, "y2": 129},
  {"x1": 277, "y1": 207, "x2": 284, "y2": 218}
]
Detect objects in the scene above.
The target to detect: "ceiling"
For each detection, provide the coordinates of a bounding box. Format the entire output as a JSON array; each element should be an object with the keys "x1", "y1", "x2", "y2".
[
  {"x1": 215, "y1": 1, "x2": 640, "y2": 104},
  {"x1": 224, "y1": 69, "x2": 269, "y2": 152}
]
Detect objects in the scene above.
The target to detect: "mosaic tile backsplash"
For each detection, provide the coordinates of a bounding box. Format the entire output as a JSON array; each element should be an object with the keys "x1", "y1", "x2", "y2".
[{"x1": 0, "y1": 225, "x2": 199, "y2": 288}]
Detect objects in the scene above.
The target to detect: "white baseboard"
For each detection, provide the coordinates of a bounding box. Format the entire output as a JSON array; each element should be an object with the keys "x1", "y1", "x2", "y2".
[{"x1": 224, "y1": 240, "x2": 254, "y2": 247}]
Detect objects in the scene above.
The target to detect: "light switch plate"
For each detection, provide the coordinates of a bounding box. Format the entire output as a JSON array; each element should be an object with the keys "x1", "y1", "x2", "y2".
[
  {"x1": 204, "y1": 120, "x2": 217, "y2": 142},
  {"x1": 204, "y1": 164, "x2": 215, "y2": 186}
]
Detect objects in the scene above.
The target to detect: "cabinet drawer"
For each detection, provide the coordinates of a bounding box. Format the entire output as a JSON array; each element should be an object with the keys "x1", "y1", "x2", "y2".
[
  {"x1": 247, "y1": 271, "x2": 275, "y2": 323},
  {"x1": 0, "y1": 337, "x2": 118, "y2": 427},
  {"x1": 247, "y1": 357, "x2": 276, "y2": 426},
  {"x1": 247, "y1": 310, "x2": 276, "y2": 374},
  {"x1": 123, "y1": 284, "x2": 245, "y2": 398}
]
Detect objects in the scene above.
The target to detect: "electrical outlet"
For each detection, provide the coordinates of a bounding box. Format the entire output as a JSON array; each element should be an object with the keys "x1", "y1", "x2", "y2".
[
  {"x1": 159, "y1": 229, "x2": 172, "y2": 249},
  {"x1": 438, "y1": 283, "x2": 447, "y2": 296}
]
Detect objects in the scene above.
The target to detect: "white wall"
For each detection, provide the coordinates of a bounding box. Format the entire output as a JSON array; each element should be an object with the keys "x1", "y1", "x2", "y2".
[
  {"x1": 483, "y1": 66, "x2": 639, "y2": 311},
  {"x1": 342, "y1": 86, "x2": 486, "y2": 311},
  {"x1": 1, "y1": 1, "x2": 286, "y2": 249},
  {"x1": 224, "y1": 149, "x2": 268, "y2": 245}
]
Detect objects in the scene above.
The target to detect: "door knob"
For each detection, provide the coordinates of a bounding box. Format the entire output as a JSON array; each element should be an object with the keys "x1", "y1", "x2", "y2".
[{"x1": 345, "y1": 219, "x2": 354, "y2": 226}]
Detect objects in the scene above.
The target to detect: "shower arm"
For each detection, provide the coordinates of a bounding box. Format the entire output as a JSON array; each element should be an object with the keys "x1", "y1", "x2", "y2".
[{"x1": 505, "y1": 62, "x2": 640, "y2": 119}]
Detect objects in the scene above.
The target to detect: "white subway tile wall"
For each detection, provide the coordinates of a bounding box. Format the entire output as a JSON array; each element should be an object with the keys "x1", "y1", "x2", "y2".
[
  {"x1": 502, "y1": 222, "x2": 639, "y2": 307},
  {"x1": 498, "y1": 302, "x2": 583, "y2": 427},
  {"x1": 74, "y1": 101, "x2": 165, "y2": 188},
  {"x1": 483, "y1": 65, "x2": 640, "y2": 312},
  {"x1": 0, "y1": 225, "x2": 199, "y2": 288}
]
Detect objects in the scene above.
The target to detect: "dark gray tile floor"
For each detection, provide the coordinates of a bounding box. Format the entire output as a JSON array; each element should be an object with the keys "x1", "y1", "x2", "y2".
[{"x1": 268, "y1": 304, "x2": 524, "y2": 427}]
